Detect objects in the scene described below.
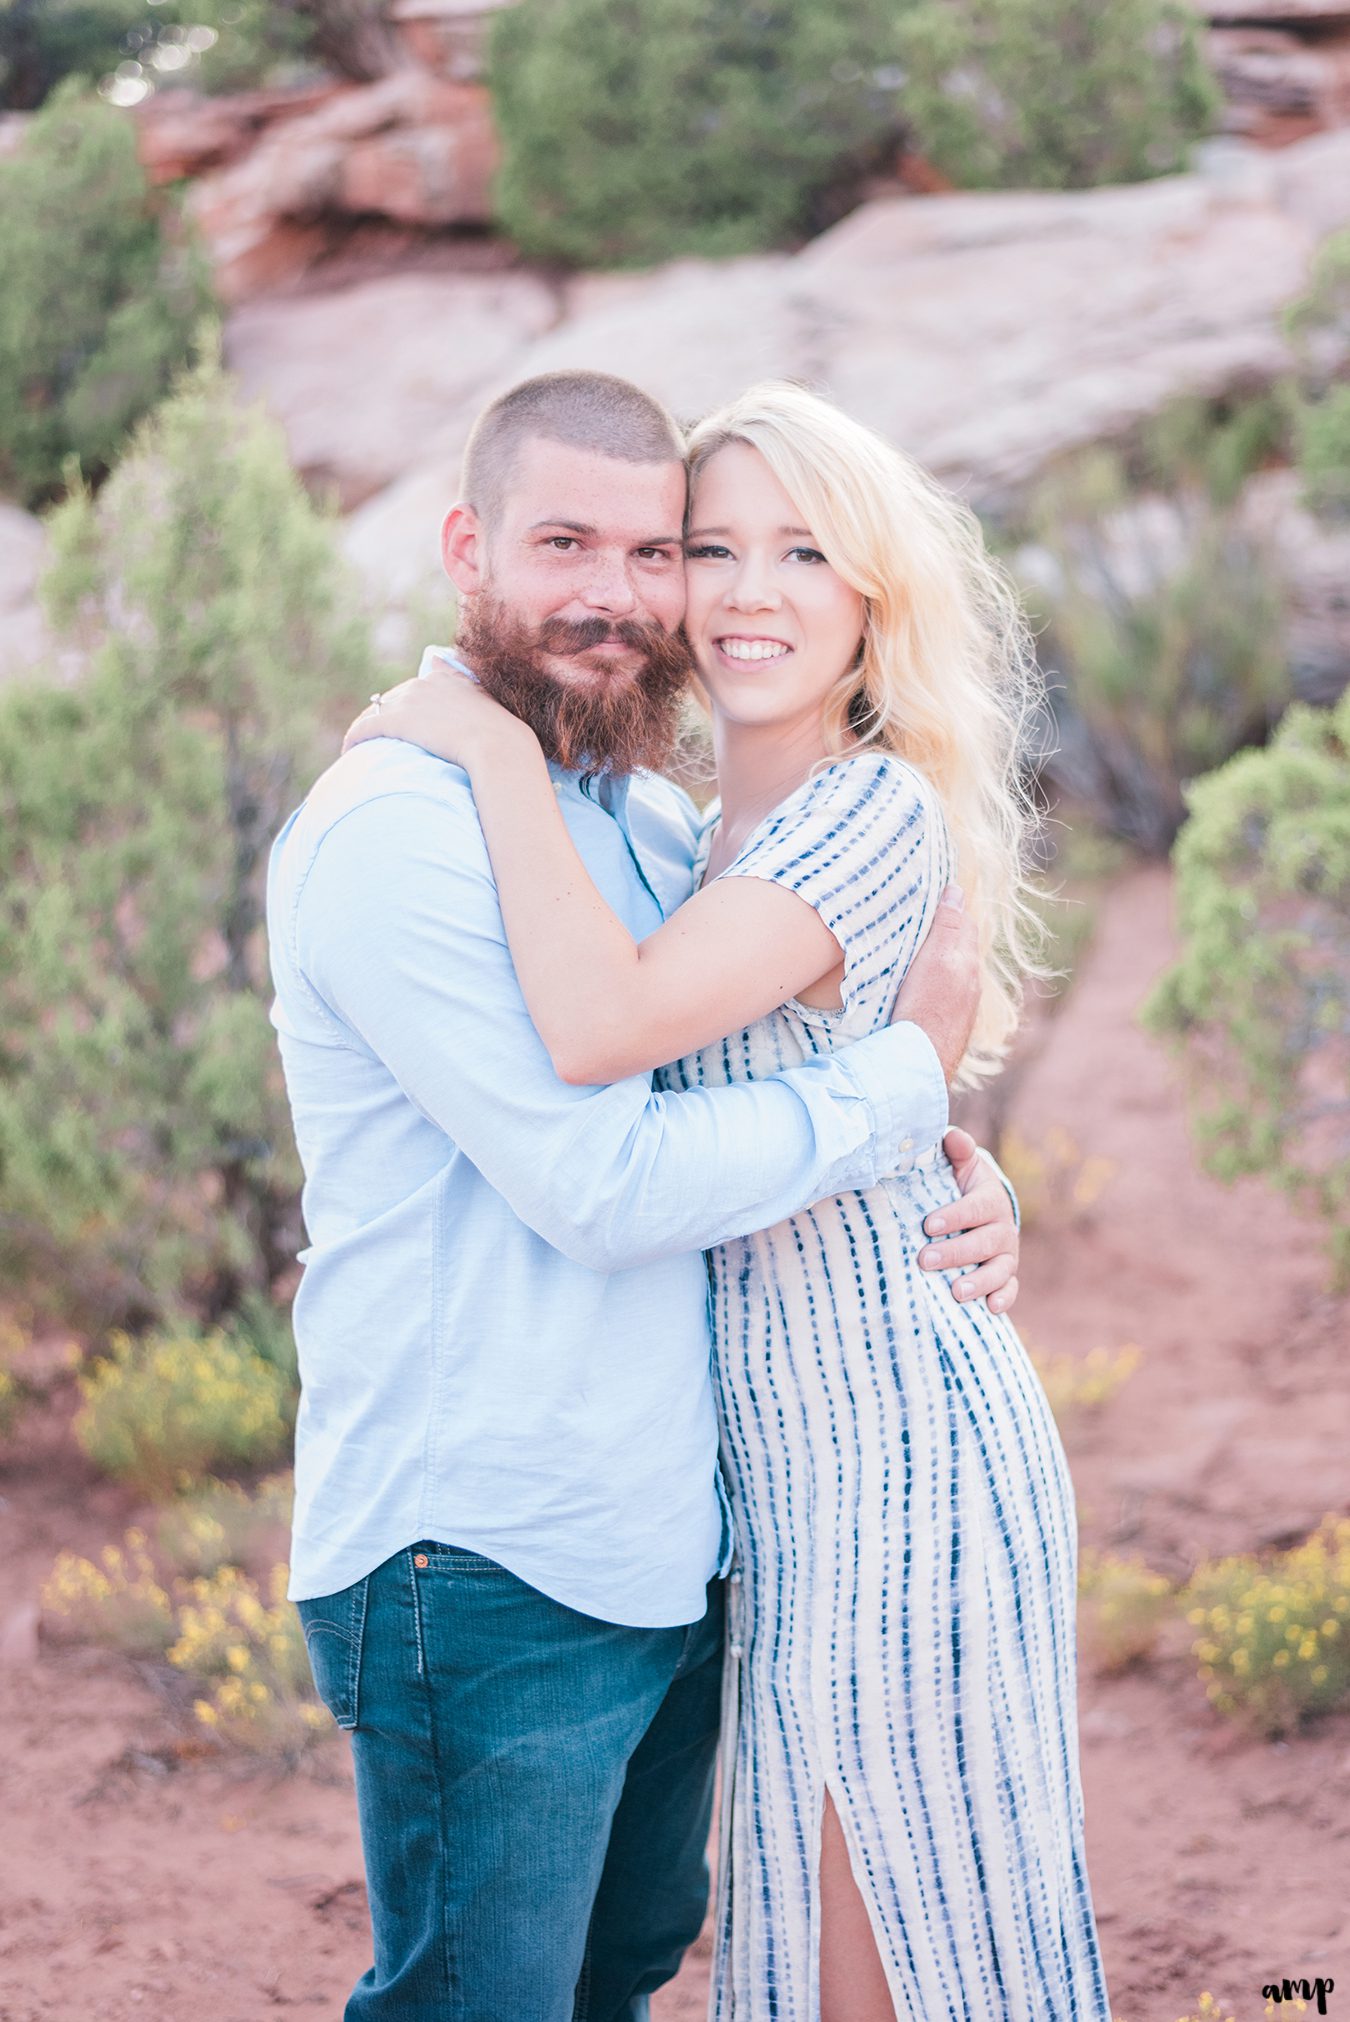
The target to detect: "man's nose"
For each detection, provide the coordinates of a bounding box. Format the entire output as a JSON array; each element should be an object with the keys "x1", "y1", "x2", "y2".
[{"x1": 579, "y1": 553, "x2": 638, "y2": 616}]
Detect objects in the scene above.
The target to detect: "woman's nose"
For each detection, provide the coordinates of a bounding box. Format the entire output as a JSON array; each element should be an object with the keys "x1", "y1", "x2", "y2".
[{"x1": 724, "y1": 562, "x2": 781, "y2": 612}]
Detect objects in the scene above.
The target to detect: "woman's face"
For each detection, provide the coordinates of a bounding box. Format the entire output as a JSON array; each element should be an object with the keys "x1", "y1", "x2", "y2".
[{"x1": 684, "y1": 441, "x2": 867, "y2": 737}]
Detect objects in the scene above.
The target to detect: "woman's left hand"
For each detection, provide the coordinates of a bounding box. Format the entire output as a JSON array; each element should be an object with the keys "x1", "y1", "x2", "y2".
[{"x1": 342, "y1": 661, "x2": 531, "y2": 769}]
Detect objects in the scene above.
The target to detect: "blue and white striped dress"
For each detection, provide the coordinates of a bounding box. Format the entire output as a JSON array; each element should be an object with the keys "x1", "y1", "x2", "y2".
[{"x1": 657, "y1": 753, "x2": 1112, "y2": 2022}]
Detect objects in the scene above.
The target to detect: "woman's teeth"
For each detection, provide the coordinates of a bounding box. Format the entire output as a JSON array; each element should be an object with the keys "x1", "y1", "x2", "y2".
[{"x1": 718, "y1": 639, "x2": 790, "y2": 662}]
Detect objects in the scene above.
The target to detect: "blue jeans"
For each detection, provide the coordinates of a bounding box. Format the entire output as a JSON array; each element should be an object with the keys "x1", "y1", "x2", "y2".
[{"x1": 297, "y1": 1543, "x2": 724, "y2": 2022}]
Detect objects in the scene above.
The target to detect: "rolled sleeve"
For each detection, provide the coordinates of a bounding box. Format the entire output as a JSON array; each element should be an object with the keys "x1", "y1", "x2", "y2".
[{"x1": 827, "y1": 1020, "x2": 950, "y2": 1181}]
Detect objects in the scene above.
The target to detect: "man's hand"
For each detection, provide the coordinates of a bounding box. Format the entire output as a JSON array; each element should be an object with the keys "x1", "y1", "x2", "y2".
[
  {"x1": 918, "y1": 1126, "x2": 1019, "y2": 1315},
  {"x1": 890, "y1": 886, "x2": 980, "y2": 1085}
]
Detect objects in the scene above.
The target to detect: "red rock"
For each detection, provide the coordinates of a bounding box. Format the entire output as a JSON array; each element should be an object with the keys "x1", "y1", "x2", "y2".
[
  {"x1": 133, "y1": 84, "x2": 338, "y2": 184},
  {"x1": 187, "y1": 76, "x2": 498, "y2": 298}
]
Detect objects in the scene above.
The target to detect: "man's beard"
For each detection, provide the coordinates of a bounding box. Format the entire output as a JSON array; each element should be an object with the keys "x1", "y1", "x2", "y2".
[{"x1": 458, "y1": 594, "x2": 692, "y2": 776}]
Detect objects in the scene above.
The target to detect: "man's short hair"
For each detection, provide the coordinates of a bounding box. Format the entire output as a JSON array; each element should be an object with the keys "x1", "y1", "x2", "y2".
[{"x1": 461, "y1": 370, "x2": 685, "y2": 530}]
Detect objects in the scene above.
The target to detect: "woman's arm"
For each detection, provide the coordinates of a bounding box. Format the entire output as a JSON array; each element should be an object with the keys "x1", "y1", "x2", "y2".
[{"x1": 344, "y1": 670, "x2": 845, "y2": 1084}]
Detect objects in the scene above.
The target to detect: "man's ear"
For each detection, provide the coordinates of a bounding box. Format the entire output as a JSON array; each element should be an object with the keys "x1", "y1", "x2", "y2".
[{"x1": 442, "y1": 503, "x2": 485, "y2": 594}]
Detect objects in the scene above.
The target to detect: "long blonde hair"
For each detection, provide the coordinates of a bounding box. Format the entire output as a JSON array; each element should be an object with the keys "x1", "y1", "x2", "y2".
[{"x1": 685, "y1": 380, "x2": 1048, "y2": 1084}]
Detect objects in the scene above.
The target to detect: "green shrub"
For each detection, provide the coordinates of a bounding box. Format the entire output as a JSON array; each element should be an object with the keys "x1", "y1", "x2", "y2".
[
  {"x1": 0, "y1": 343, "x2": 375, "y2": 1332},
  {"x1": 1294, "y1": 384, "x2": 1350, "y2": 522},
  {"x1": 74, "y1": 1327, "x2": 294, "y2": 1495},
  {"x1": 43, "y1": 1528, "x2": 178, "y2": 1656},
  {"x1": 1183, "y1": 1516, "x2": 1350, "y2": 1736},
  {"x1": 490, "y1": 0, "x2": 904, "y2": 266},
  {"x1": 1285, "y1": 229, "x2": 1350, "y2": 522},
  {"x1": 1027, "y1": 1341, "x2": 1140, "y2": 1440},
  {"x1": 0, "y1": 87, "x2": 211, "y2": 504},
  {"x1": 1143, "y1": 686, "x2": 1350, "y2": 1281},
  {"x1": 1077, "y1": 1549, "x2": 1172, "y2": 1674},
  {"x1": 1021, "y1": 400, "x2": 1291, "y2": 854},
  {"x1": 154, "y1": 1471, "x2": 293, "y2": 1579},
  {"x1": 170, "y1": 1562, "x2": 327, "y2": 1756},
  {"x1": 895, "y1": 0, "x2": 1218, "y2": 192}
]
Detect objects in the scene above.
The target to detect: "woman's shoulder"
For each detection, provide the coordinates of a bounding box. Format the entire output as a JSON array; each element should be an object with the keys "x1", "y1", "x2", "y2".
[{"x1": 788, "y1": 747, "x2": 942, "y2": 836}]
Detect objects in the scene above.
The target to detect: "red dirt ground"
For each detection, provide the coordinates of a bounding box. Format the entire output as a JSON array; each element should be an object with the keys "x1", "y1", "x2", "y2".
[{"x1": 2, "y1": 864, "x2": 1346, "y2": 2022}]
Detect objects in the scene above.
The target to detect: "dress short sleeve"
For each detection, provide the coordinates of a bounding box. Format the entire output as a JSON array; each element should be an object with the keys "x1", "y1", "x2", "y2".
[{"x1": 718, "y1": 752, "x2": 953, "y2": 1017}]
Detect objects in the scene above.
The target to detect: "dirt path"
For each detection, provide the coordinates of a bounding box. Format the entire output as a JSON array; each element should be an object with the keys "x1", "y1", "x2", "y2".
[{"x1": 2, "y1": 865, "x2": 1346, "y2": 2022}]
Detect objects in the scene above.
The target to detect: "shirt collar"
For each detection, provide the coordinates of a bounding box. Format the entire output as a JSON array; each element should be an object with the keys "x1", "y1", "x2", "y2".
[{"x1": 419, "y1": 643, "x2": 632, "y2": 818}]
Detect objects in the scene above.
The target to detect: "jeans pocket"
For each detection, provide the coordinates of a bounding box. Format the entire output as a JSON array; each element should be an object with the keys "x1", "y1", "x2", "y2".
[{"x1": 296, "y1": 1573, "x2": 370, "y2": 1731}]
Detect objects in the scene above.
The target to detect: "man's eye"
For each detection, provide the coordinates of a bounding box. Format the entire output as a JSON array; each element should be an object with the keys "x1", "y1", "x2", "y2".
[
  {"x1": 636, "y1": 546, "x2": 675, "y2": 562},
  {"x1": 547, "y1": 536, "x2": 578, "y2": 551}
]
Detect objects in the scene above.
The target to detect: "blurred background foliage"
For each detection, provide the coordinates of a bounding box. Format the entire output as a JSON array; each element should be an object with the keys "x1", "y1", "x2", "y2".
[
  {"x1": 0, "y1": 342, "x2": 374, "y2": 1337},
  {"x1": 0, "y1": 87, "x2": 212, "y2": 506},
  {"x1": 489, "y1": 0, "x2": 1218, "y2": 265}
]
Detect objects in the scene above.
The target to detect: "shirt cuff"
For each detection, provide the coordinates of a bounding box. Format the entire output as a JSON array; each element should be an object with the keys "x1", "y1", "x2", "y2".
[{"x1": 832, "y1": 1021, "x2": 949, "y2": 1181}]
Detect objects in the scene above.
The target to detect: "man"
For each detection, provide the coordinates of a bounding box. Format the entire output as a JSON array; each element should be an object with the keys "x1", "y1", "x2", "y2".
[{"x1": 266, "y1": 369, "x2": 1020, "y2": 2022}]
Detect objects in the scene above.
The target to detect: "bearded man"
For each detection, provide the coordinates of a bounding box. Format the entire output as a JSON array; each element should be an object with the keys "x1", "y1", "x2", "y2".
[{"x1": 265, "y1": 370, "x2": 1020, "y2": 2022}]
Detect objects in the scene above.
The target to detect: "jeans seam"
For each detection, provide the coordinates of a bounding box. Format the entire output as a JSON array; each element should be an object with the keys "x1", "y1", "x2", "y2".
[
  {"x1": 408, "y1": 1548, "x2": 426, "y2": 1679},
  {"x1": 414, "y1": 1561, "x2": 459, "y2": 2022},
  {"x1": 348, "y1": 1574, "x2": 370, "y2": 1723}
]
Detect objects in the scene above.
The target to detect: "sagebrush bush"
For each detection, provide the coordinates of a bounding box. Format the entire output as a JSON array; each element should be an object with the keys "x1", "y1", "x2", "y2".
[
  {"x1": 1021, "y1": 400, "x2": 1291, "y2": 854},
  {"x1": 1077, "y1": 1548, "x2": 1172, "y2": 1674},
  {"x1": 490, "y1": 0, "x2": 904, "y2": 265},
  {"x1": 1144, "y1": 686, "x2": 1350, "y2": 1283},
  {"x1": 154, "y1": 1471, "x2": 293, "y2": 1580},
  {"x1": 1183, "y1": 1515, "x2": 1350, "y2": 1736},
  {"x1": 0, "y1": 87, "x2": 211, "y2": 504},
  {"x1": 0, "y1": 345, "x2": 374, "y2": 1332},
  {"x1": 43, "y1": 1529, "x2": 177, "y2": 1657},
  {"x1": 1293, "y1": 382, "x2": 1350, "y2": 522},
  {"x1": 895, "y1": 0, "x2": 1218, "y2": 192},
  {"x1": 1028, "y1": 1343, "x2": 1141, "y2": 1434},
  {"x1": 998, "y1": 1125, "x2": 1115, "y2": 1231},
  {"x1": 170, "y1": 1562, "x2": 327, "y2": 1755},
  {"x1": 1286, "y1": 227, "x2": 1350, "y2": 522},
  {"x1": 74, "y1": 1328, "x2": 294, "y2": 1496},
  {"x1": 44, "y1": 1514, "x2": 324, "y2": 1760}
]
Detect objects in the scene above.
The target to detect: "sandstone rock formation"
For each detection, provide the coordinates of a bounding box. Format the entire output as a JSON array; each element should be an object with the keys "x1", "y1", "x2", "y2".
[
  {"x1": 226, "y1": 269, "x2": 558, "y2": 509},
  {"x1": 310, "y1": 130, "x2": 1350, "y2": 632},
  {"x1": 1201, "y1": 0, "x2": 1350, "y2": 145},
  {"x1": 178, "y1": 73, "x2": 498, "y2": 300}
]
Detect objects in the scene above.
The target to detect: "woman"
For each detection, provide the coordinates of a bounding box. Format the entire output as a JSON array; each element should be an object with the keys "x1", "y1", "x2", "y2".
[{"x1": 346, "y1": 383, "x2": 1112, "y2": 2022}]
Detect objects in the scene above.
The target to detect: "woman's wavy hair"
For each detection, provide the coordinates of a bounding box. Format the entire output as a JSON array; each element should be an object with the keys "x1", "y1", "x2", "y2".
[{"x1": 684, "y1": 380, "x2": 1049, "y2": 1084}]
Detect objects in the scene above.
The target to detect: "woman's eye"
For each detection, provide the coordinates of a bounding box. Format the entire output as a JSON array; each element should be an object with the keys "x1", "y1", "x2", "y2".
[
  {"x1": 685, "y1": 543, "x2": 731, "y2": 560},
  {"x1": 788, "y1": 546, "x2": 827, "y2": 565}
]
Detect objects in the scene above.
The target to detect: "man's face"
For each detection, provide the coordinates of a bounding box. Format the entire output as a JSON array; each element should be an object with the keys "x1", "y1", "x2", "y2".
[
  {"x1": 476, "y1": 435, "x2": 689, "y2": 671},
  {"x1": 443, "y1": 436, "x2": 693, "y2": 771}
]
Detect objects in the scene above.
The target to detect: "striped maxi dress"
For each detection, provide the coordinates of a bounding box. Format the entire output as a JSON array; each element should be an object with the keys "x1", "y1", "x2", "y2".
[{"x1": 656, "y1": 752, "x2": 1113, "y2": 2022}]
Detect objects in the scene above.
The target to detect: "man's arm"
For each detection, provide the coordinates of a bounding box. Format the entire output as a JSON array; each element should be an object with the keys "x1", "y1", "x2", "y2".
[{"x1": 295, "y1": 790, "x2": 952, "y2": 1276}]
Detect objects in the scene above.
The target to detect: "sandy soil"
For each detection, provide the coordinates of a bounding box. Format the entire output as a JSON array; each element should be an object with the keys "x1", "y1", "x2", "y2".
[{"x1": 1, "y1": 864, "x2": 1346, "y2": 2022}]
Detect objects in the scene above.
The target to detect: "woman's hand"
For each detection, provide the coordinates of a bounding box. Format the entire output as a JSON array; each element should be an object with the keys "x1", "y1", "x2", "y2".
[{"x1": 342, "y1": 661, "x2": 534, "y2": 771}]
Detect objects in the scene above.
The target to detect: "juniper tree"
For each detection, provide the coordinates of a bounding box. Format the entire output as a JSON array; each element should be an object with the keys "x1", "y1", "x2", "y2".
[
  {"x1": 0, "y1": 87, "x2": 211, "y2": 504},
  {"x1": 0, "y1": 345, "x2": 375, "y2": 1331},
  {"x1": 1144, "y1": 687, "x2": 1350, "y2": 1283}
]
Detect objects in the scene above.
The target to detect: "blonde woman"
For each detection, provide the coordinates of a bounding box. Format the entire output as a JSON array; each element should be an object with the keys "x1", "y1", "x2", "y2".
[{"x1": 347, "y1": 384, "x2": 1112, "y2": 2022}]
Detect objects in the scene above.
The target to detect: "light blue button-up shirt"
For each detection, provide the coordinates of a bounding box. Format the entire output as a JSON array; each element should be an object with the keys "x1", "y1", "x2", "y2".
[{"x1": 266, "y1": 654, "x2": 950, "y2": 1625}]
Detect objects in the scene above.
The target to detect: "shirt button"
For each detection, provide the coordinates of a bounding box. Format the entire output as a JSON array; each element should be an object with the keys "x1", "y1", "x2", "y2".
[{"x1": 901, "y1": 1138, "x2": 913, "y2": 1152}]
